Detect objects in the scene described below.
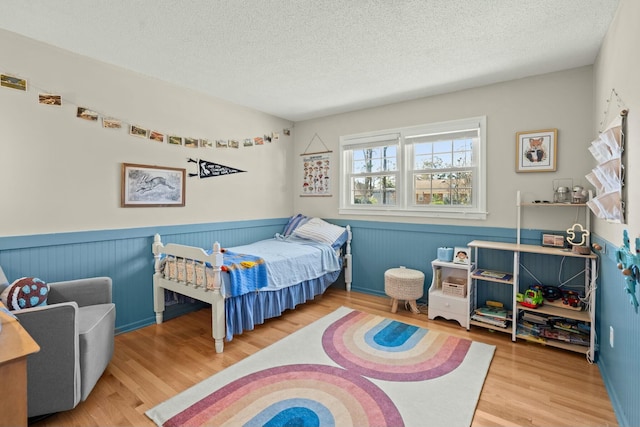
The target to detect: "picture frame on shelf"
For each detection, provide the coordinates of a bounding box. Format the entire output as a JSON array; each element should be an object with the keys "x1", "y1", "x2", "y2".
[
  {"x1": 516, "y1": 128, "x2": 557, "y2": 173},
  {"x1": 453, "y1": 246, "x2": 471, "y2": 264},
  {"x1": 541, "y1": 231, "x2": 567, "y2": 248},
  {"x1": 121, "y1": 163, "x2": 185, "y2": 207}
]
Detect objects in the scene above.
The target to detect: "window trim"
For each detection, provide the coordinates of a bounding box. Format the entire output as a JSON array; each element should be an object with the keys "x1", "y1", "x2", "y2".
[{"x1": 339, "y1": 116, "x2": 487, "y2": 220}]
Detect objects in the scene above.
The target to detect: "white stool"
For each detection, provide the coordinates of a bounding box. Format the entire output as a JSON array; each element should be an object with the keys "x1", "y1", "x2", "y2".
[{"x1": 384, "y1": 267, "x2": 424, "y2": 314}]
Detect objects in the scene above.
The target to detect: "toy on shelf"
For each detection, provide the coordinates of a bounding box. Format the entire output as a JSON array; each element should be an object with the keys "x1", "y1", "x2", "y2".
[
  {"x1": 566, "y1": 223, "x2": 591, "y2": 255},
  {"x1": 561, "y1": 290, "x2": 582, "y2": 308},
  {"x1": 530, "y1": 284, "x2": 562, "y2": 301},
  {"x1": 616, "y1": 230, "x2": 639, "y2": 311},
  {"x1": 517, "y1": 287, "x2": 544, "y2": 308}
]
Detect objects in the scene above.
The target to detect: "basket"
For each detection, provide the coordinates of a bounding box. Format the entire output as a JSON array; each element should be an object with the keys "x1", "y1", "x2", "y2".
[{"x1": 442, "y1": 276, "x2": 467, "y2": 297}]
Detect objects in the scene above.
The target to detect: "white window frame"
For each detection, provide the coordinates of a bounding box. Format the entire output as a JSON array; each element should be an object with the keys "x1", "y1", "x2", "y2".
[{"x1": 339, "y1": 116, "x2": 487, "y2": 220}]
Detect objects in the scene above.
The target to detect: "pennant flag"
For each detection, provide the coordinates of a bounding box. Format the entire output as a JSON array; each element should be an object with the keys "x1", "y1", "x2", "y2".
[{"x1": 188, "y1": 158, "x2": 246, "y2": 178}]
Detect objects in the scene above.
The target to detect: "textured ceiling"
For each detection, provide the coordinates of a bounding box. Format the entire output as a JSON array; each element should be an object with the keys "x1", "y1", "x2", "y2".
[{"x1": 0, "y1": 0, "x2": 620, "y2": 121}]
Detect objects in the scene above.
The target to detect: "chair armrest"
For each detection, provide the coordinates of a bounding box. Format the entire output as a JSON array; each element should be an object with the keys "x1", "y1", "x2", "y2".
[
  {"x1": 14, "y1": 303, "x2": 81, "y2": 415},
  {"x1": 48, "y1": 277, "x2": 112, "y2": 307}
]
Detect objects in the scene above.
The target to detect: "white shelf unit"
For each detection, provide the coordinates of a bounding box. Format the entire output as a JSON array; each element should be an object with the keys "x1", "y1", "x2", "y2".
[
  {"x1": 467, "y1": 249, "x2": 516, "y2": 335},
  {"x1": 516, "y1": 189, "x2": 592, "y2": 246},
  {"x1": 467, "y1": 191, "x2": 597, "y2": 361},
  {"x1": 428, "y1": 260, "x2": 474, "y2": 328}
]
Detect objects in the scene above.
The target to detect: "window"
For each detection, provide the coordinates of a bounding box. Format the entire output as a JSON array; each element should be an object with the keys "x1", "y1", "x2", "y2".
[{"x1": 339, "y1": 116, "x2": 486, "y2": 219}]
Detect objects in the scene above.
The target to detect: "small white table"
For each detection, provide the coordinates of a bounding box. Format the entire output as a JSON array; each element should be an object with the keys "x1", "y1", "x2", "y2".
[{"x1": 428, "y1": 260, "x2": 473, "y2": 328}]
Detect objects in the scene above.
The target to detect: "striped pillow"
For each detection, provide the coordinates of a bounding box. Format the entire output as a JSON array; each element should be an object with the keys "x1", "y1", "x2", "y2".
[
  {"x1": 282, "y1": 214, "x2": 309, "y2": 236},
  {"x1": 293, "y1": 217, "x2": 346, "y2": 246}
]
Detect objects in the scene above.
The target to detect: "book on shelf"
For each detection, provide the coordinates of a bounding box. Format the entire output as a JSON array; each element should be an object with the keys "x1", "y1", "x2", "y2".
[
  {"x1": 435, "y1": 267, "x2": 442, "y2": 288},
  {"x1": 540, "y1": 328, "x2": 589, "y2": 346},
  {"x1": 474, "y1": 306, "x2": 508, "y2": 319},
  {"x1": 472, "y1": 269, "x2": 513, "y2": 281},
  {"x1": 521, "y1": 311, "x2": 549, "y2": 325},
  {"x1": 516, "y1": 324, "x2": 547, "y2": 343},
  {"x1": 471, "y1": 313, "x2": 508, "y2": 328},
  {"x1": 471, "y1": 305, "x2": 512, "y2": 328},
  {"x1": 549, "y1": 319, "x2": 591, "y2": 335},
  {"x1": 517, "y1": 321, "x2": 590, "y2": 346}
]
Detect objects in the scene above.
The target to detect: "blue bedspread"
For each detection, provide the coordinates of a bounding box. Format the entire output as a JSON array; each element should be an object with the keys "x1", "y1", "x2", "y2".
[
  {"x1": 224, "y1": 236, "x2": 341, "y2": 293},
  {"x1": 220, "y1": 250, "x2": 268, "y2": 297},
  {"x1": 202, "y1": 249, "x2": 267, "y2": 297}
]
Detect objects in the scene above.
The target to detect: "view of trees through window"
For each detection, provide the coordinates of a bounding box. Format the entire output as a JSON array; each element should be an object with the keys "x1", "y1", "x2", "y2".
[
  {"x1": 340, "y1": 116, "x2": 485, "y2": 218},
  {"x1": 350, "y1": 139, "x2": 473, "y2": 206},
  {"x1": 413, "y1": 139, "x2": 473, "y2": 206},
  {"x1": 352, "y1": 145, "x2": 397, "y2": 205}
]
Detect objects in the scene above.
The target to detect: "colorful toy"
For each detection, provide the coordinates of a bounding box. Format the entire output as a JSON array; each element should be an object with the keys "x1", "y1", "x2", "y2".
[
  {"x1": 543, "y1": 285, "x2": 562, "y2": 301},
  {"x1": 517, "y1": 288, "x2": 544, "y2": 308},
  {"x1": 530, "y1": 284, "x2": 562, "y2": 301},
  {"x1": 561, "y1": 290, "x2": 581, "y2": 308}
]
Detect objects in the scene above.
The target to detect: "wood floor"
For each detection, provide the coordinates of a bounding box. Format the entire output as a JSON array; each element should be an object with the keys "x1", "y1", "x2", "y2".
[{"x1": 33, "y1": 288, "x2": 618, "y2": 426}]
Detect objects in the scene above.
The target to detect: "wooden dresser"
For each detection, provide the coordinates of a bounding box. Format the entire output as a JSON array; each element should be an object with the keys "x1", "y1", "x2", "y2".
[{"x1": 0, "y1": 302, "x2": 40, "y2": 427}]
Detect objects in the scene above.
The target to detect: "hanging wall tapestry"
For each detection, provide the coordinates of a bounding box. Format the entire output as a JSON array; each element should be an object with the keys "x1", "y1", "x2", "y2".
[
  {"x1": 301, "y1": 153, "x2": 332, "y2": 196},
  {"x1": 300, "y1": 133, "x2": 332, "y2": 197},
  {"x1": 187, "y1": 158, "x2": 246, "y2": 178}
]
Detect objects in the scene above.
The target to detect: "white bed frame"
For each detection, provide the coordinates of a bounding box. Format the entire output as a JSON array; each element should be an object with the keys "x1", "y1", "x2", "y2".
[{"x1": 152, "y1": 226, "x2": 352, "y2": 353}]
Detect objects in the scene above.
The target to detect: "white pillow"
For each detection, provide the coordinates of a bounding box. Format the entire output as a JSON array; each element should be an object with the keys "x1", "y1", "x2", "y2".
[{"x1": 293, "y1": 217, "x2": 346, "y2": 246}]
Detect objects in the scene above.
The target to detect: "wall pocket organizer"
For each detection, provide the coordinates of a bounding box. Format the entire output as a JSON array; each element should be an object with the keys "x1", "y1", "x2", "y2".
[{"x1": 586, "y1": 88, "x2": 628, "y2": 223}]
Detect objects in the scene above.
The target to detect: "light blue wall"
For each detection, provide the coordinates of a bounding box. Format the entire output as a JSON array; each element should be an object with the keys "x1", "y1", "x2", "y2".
[
  {"x1": 0, "y1": 219, "x2": 286, "y2": 333},
  {"x1": 1, "y1": 219, "x2": 635, "y2": 425},
  {"x1": 0, "y1": 218, "x2": 525, "y2": 332},
  {"x1": 591, "y1": 1, "x2": 640, "y2": 421},
  {"x1": 332, "y1": 219, "x2": 516, "y2": 297},
  {"x1": 592, "y1": 234, "x2": 639, "y2": 427}
]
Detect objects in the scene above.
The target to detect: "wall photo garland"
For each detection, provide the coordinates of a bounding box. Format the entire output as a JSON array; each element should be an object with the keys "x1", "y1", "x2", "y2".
[
  {"x1": 2, "y1": 68, "x2": 293, "y2": 209},
  {"x1": 0, "y1": 71, "x2": 288, "y2": 152}
]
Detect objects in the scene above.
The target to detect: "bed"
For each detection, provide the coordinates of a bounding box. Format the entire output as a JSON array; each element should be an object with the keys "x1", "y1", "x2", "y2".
[{"x1": 152, "y1": 216, "x2": 352, "y2": 353}]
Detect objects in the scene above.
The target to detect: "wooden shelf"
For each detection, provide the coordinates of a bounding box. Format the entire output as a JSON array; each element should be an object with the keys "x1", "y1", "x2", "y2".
[
  {"x1": 471, "y1": 269, "x2": 513, "y2": 285},
  {"x1": 518, "y1": 303, "x2": 591, "y2": 322},
  {"x1": 470, "y1": 319, "x2": 513, "y2": 334},
  {"x1": 516, "y1": 333, "x2": 590, "y2": 354},
  {"x1": 468, "y1": 240, "x2": 597, "y2": 259},
  {"x1": 431, "y1": 260, "x2": 474, "y2": 269},
  {"x1": 520, "y1": 202, "x2": 587, "y2": 207}
]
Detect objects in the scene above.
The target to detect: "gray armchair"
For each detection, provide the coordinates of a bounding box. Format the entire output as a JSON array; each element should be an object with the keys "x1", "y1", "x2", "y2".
[{"x1": 4, "y1": 275, "x2": 116, "y2": 418}]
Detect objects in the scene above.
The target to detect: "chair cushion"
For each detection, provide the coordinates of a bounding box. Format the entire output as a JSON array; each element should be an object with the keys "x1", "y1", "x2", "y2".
[
  {"x1": 0, "y1": 277, "x2": 49, "y2": 310},
  {"x1": 77, "y1": 303, "x2": 116, "y2": 401}
]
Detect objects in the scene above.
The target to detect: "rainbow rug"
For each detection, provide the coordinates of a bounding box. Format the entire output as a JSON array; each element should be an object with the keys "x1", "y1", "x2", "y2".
[{"x1": 146, "y1": 307, "x2": 495, "y2": 427}]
